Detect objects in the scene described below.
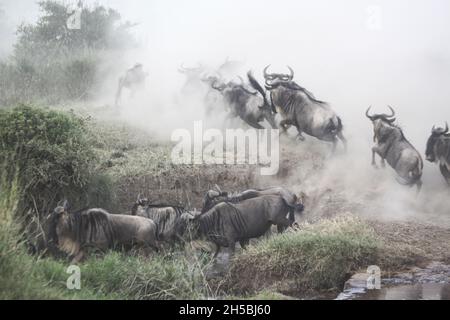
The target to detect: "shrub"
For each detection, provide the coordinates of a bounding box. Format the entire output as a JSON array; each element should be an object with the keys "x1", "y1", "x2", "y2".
[
  {"x1": 0, "y1": 105, "x2": 113, "y2": 249},
  {"x1": 225, "y1": 215, "x2": 382, "y2": 296}
]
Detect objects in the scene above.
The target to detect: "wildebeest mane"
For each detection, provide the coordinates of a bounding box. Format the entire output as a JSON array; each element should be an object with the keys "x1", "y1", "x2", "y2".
[
  {"x1": 269, "y1": 81, "x2": 327, "y2": 105},
  {"x1": 66, "y1": 209, "x2": 115, "y2": 246}
]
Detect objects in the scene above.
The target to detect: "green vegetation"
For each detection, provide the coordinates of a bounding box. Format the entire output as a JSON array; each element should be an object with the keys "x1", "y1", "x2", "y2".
[
  {"x1": 225, "y1": 215, "x2": 382, "y2": 297},
  {"x1": 0, "y1": 1, "x2": 136, "y2": 106}
]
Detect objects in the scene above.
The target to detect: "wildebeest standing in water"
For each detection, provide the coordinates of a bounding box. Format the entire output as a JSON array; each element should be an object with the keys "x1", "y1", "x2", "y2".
[
  {"x1": 425, "y1": 122, "x2": 450, "y2": 185},
  {"x1": 131, "y1": 197, "x2": 192, "y2": 243},
  {"x1": 366, "y1": 106, "x2": 423, "y2": 192},
  {"x1": 115, "y1": 63, "x2": 148, "y2": 107},
  {"x1": 48, "y1": 201, "x2": 159, "y2": 263},
  {"x1": 210, "y1": 72, "x2": 277, "y2": 129},
  {"x1": 190, "y1": 194, "x2": 296, "y2": 257},
  {"x1": 263, "y1": 66, "x2": 347, "y2": 151}
]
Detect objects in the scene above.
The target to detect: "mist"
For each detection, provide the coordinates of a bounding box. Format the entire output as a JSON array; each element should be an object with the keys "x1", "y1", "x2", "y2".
[{"x1": 2, "y1": 0, "x2": 450, "y2": 223}]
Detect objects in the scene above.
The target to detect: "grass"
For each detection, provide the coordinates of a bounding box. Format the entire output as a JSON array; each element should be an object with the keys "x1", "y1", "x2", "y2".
[
  {"x1": 224, "y1": 215, "x2": 383, "y2": 297},
  {"x1": 0, "y1": 167, "x2": 212, "y2": 300}
]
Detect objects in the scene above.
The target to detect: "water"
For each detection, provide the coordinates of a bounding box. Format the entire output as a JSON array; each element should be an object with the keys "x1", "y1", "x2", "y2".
[{"x1": 348, "y1": 283, "x2": 450, "y2": 300}]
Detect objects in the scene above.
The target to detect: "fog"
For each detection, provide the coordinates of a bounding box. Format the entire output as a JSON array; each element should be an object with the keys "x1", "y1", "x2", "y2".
[{"x1": 2, "y1": 0, "x2": 450, "y2": 223}]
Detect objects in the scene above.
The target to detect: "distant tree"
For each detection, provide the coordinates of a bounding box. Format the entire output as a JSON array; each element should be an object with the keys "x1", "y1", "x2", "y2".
[{"x1": 14, "y1": 1, "x2": 136, "y2": 63}]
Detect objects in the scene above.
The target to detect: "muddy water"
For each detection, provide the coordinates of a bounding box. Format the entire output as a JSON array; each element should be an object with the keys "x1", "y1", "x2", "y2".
[
  {"x1": 351, "y1": 283, "x2": 450, "y2": 300},
  {"x1": 337, "y1": 262, "x2": 450, "y2": 300}
]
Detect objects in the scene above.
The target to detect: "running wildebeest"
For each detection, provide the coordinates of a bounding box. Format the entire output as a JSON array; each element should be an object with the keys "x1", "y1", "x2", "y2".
[
  {"x1": 115, "y1": 63, "x2": 148, "y2": 106},
  {"x1": 131, "y1": 197, "x2": 192, "y2": 242},
  {"x1": 189, "y1": 194, "x2": 295, "y2": 257},
  {"x1": 263, "y1": 65, "x2": 347, "y2": 151},
  {"x1": 48, "y1": 201, "x2": 159, "y2": 263},
  {"x1": 201, "y1": 185, "x2": 304, "y2": 228},
  {"x1": 425, "y1": 122, "x2": 450, "y2": 185},
  {"x1": 210, "y1": 71, "x2": 277, "y2": 129},
  {"x1": 178, "y1": 62, "x2": 206, "y2": 96},
  {"x1": 366, "y1": 106, "x2": 423, "y2": 191}
]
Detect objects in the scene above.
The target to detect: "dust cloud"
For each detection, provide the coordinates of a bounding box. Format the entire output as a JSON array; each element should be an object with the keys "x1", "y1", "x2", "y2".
[{"x1": 2, "y1": 0, "x2": 450, "y2": 224}]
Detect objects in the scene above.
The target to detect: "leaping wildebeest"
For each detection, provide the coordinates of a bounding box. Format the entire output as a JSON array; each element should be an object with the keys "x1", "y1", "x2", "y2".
[
  {"x1": 189, "y1": 194, "x2": 296, "y2": 257},
  {"x1": 425, "y1": 122, "x2": 450, "y2": 185},
  {"x1": 48, "y1": 201, "x2": 159, "y2": 263},
  {"x1": 366, "y1": 106, "x2": 423, "y2": 191},
  {"x1": 115, "y1": 63, "x2": 148, "y2": 107},
  {"x1": 263, "y1": 65, "x2": 347, "y2": 151},
  {"x1": 131, "y1": 197, "x2": 193, "y2": 243},
  {"x1": 210, "y1": 71, "x2": 277, "y2": 129}
]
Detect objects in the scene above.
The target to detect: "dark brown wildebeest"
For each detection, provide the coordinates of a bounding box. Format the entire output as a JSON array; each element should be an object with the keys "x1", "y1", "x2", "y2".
[
  {"x1": 131, "y1": 197, "x2": 192, "y2": 243},
  {"x1": 201, "y1": 185, "x2": 304, "y2": 228},
  {"x1": 366, "y1": 106, "x2": 423, "y2": 192},
  {"x1": 210, "y1": 71, "x2": 277, "y2": 129},
  {"x1": 48, "y1": 201, "x2": 159, "y2": 263},
  {"x1": 263, "y1": 65, "x2": 346, "y2": 151},
  {"x1": 115, "y1": 63, "x2": 148, "y2": 106},
  {"x1": 190, "y1": 194, "x2": 296, "y2": 257},
  {"x1": 425, "y1": 122, "x2": 450, "y2": 185}
]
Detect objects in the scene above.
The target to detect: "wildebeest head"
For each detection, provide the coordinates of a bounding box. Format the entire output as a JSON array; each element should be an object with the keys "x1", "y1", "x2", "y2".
[
  {"x1": 201, "y1": 185, "x2": 228, "y2": 213},
  {"x1": 426, "y1": 122, "x2": 449, "y2": 162},
  {"x1": 263, "y1": 65, "x2": 294, "y2": 89},
  {"x1": 131, "y1": 195, "x2": 150, "y2": 215},
  {"x1": 47, "y1": 200, "x2": 69, "y2": 245},
  {"x1": 366, "y1": 106, "x2": 397, "y2": 141}
]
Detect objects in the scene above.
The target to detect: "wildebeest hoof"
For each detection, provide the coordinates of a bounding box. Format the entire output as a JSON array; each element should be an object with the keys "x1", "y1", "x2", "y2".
[{"x1": 296, "y1": 134, "x2": 305, "y2": 141}]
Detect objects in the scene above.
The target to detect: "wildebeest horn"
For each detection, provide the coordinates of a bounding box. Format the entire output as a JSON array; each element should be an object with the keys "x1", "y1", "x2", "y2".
[
  {"x1": 432, "y1": 122, "x2": 449, "y2": 134},
  {"x1": 365, "y1": 106, "x2": 374, "y2": 120},
  {"x1": 386, "y1": 105, "x2": 396, "y2": 118},
  {"x1": 287, "y1": 66, "x2": 294, "y2": 79},
  {"x1": 263, "y1": 65, "x2": 271, "y2": 78},
  {"x1": 214, "y1": 184, "x2": 222, "y2": 193}
]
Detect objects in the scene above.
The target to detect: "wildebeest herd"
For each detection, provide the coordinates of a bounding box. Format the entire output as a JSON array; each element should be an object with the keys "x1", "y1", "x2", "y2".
[
  {"x1": 49, "y1": 62, "x2": 449, "y2": 263},
  {"x1": 49, "y1": 186, "x2": 304, "y2": 263}
]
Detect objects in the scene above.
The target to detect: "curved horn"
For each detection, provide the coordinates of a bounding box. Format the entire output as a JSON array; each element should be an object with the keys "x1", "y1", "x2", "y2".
[
  {"x1": 287, "y1": 65, "x2": 294, "y2": 79},
  {"x1": 365, "y1": 106, "x2": 374, "y2": 119},
  {"x1": 237, "y1": 76, "x2": 244, "y2": 85},
  {"x1": 445, "y1": 122, "x2": 449, "y2": 133},
  {"x1": 214, "y1": 184, "x2": 222, "y2": 193},
  {"x1": 386, "y1": 105, "x2": 396, "y2": 118},
  {"x1": 263, "y1": 65, "x2": 271, "y2": 78}
]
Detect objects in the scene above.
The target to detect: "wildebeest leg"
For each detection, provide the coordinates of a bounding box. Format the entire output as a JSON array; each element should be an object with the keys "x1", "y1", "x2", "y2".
[
  {"x1": 371, "y1": 147, "x2": 379, "y2": 168},
  {"x1": 439, "y1": 164, "x2": 450, "y2": 186},
  {"x1": 416, "y1": 179, "x2": 423, "y2": 193},
  {"x1": 71, "y1": 250, "x2": 84, "y2": 264},
  {"x1": 246, "y1": 120, "x2": 265, "y2": 129},
  {"x1": 337, "y1": 131, "x2": 347, "y2": 152},
  {"x1": 213, "y1": 245, "x2": 221, "y2": 258},
  {"x1": 239, "y1": 240, "x2": 249, "y2": 249},
  {"x1": 381, "y1": 158, "x2": 386, "y2": 168}
]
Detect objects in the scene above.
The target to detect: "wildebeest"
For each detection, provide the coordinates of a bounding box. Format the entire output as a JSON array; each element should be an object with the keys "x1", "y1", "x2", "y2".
[
  {"x1": 115, "y1": 63, "x2": 148, "y2": 106},
  {"x1": 131, "y1": 197, "x2": 192, "y2": 242},
  {"x1": 425, "y1": 122, "x2": 450, "y2": 185},
  {"x1": 366, "y1": 106, "x2": 423, "y2": 191},
  {"x1": 190, "y1": 194, "x2": 295, "y2": 256},
  {"x1": 178, "y1": 62, "x2": 206, "y2": 96},
  {"x1": 210, "y1": 71, "x2": 277, "y2": 129},
  {"x1": 263, "y1": 65, "x2": 347, "y2": 151},
  {"x1": 201, "y1": 185, "x2": 304, "y2": 227},
  {"x1": 48, "y1": 201, "x2": 159, "y2": 263}
]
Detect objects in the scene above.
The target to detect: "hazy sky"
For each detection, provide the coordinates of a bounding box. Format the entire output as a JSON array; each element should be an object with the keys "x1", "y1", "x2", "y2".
[{"x1": 1, "y1": 0, "x2": 450, "y2": 145}]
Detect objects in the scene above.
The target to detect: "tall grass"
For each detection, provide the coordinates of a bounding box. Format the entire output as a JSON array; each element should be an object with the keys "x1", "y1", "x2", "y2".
[{"x1": 225, "y1": 215, "x2": 382, "y2": 296}]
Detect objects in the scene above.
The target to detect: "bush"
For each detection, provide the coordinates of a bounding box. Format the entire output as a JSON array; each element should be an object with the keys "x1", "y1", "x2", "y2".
[
  {"x1": 224, "y1": 215, "x2": 382, "y2": 296},
  {"x1": 0, "y1": 105, "x2": 113, "y2": 249}
]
